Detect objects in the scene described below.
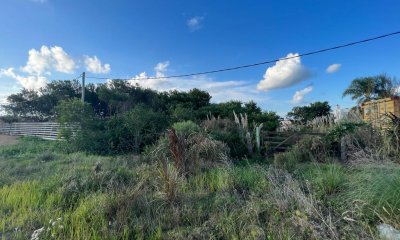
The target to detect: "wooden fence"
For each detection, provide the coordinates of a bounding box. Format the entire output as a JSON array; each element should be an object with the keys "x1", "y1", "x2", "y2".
[
  {"x1": 263, "y1": 131, "x2": 326, "y2": 154},
  {"x1": 0, "y1": 122, "x2": 65, "y2": 140}
]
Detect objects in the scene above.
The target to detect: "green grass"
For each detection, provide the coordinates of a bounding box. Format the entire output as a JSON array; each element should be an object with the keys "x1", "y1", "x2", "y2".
[{"x1": 1, "y1": 137, "x2": 400, "y2": 239}]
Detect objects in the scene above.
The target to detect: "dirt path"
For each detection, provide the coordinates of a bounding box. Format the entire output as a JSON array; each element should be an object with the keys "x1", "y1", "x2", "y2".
[{"x1": 0, "y1": 135, "x2": 18, "y2": 146}]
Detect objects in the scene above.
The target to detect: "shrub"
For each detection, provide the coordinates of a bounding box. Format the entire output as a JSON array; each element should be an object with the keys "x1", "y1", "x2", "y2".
[
  {"x1": 172, "y1": 120, "x2": 200, "y2": 137},
  {"x1": 297, "y1": 135, "x2": 332, "y2": 162},
  {"x1": 37, "y1": 151, "x2": 57, "y2": 162},
  {"x1": 107, "y1": 104, "x2": 169, "y2": 154},
  {"x1": 148, "y1": 131, "x2": 230, "y2": 175},
  {"x1": 273, "y1": 151, "x2": 298, "y2": 171},
  {"x1": 327, "y1": 121, "x2": 366, "y2": 142},
  {"x1": 202, "y1": 117, "x2": 248, "y2": 159}
]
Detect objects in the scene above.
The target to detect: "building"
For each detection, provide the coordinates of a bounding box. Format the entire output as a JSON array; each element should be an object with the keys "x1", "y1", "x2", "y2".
[{"x1": 361, "y1": 96, "x2": 400, "y2": 127}]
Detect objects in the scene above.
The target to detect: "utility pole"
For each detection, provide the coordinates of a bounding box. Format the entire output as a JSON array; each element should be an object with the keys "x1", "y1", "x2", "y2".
[{"x1": 81, "y1": 72, "x2": 86, "y2": 102}]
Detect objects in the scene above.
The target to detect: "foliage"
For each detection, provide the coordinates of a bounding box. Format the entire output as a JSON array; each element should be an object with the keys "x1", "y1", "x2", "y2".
[
  {"x1": 3, "y1": 80, "x2": 81, "y2": 121},
  {"x1": 56, "y1": 98, "x2": 109, "y2": 152},
  {"x1": 274, "y1": 135, "x2": 334, "y2": 171},
  {"x1": 326, "y1": 121, "x2": 366, "y2": 142},
  {"x1": 172, "y1": 120, "x2": 200, "y2": 137},
  {"x1": 202, "y1": 117, "x2": 248, "y2": 159},
  {"x1": 148, "y1": 130, "x2": 230, "y2": 175},
  {"x1": 288, "y1": 101, "x2": 331, "y2": 124},
  {"x1": 342, "y1": 74, "x2": 397, "y2": 104},
  {"x1": 1, "y1": 137, "x2": 400, "y2": 239},
  {"x1": 301, "y1": 163, "x2": 346, "y2": 198},
  {"x1": 107, "y1": 104, "x2": 169, "y2": 154},
  {"x1": 2, "y1": 79, "x2": 281, "y2": 156}
]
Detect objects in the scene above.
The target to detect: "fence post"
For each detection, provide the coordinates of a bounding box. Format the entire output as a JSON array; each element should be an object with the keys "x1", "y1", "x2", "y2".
[{"x1": 340, "y1": 136, "x2": 347, "y2": 162}]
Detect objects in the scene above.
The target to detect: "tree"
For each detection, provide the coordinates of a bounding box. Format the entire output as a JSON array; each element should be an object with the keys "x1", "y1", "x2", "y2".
[
  {"x1": 287, "y1": 101, "x2": 331, "y2": 123},
  {"x1": 108, "y1": 104, "x2": 169, "y2": 153},
  {"x1": 343, "y1": 74, "x2": 396, "y2": 104},
  {"x1": 3, "y1": 80, "x2": 81, "y2": 121},
  {"x1": 253, "y1": 111, "x2": 281, "y2": 131},
  {"x1": 56, "y1": 98, "x2": 95, "y2": 140}
]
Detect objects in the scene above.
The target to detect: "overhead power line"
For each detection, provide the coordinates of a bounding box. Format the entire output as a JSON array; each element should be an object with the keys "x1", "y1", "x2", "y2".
[{"x1": 86, "y1": 31, "x2": 400, "y2": 81}]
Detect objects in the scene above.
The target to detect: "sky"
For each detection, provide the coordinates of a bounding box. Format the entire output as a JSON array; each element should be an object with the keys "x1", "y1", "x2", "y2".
[{"x1": 1, "y1": 0, "x2": 400, "y2": 116}]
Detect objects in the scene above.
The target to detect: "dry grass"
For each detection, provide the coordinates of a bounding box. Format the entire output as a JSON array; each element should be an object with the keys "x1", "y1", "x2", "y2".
[{"x1": 267, "y1": 167, "x2": 339, "y2": 240}]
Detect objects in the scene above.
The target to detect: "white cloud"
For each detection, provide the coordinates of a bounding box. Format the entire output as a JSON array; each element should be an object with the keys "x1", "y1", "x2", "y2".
[
  {"x1": 22, "y1": 46, "x2": 75, "y2": 75},
  {"x1": 257, "y1": 53, "x2": 311, "y2": 91},
  {"x1": 187, "y1": 16, "x2": 204, "y2": 31},
  {"x1": 326, "y1": 63, "x2": 341, "y2": 74},
  {"x1": 128, "y1": 61, "x2": 170, "y2": 89},
  {"x1": 0, "y1": 68, "x2": 47, "y2": 90},
  {"x1": 84, "y1": 56, "x2": 111, "y2": 74},
  {"x1": 291, "y1": 86, "x2": 313, "y2": 104},
  {"x1": 154, "y1": 61, "x2": 169, "y2": 77}
]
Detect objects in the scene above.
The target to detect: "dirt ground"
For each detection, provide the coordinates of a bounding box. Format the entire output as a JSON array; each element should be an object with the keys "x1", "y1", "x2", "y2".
[{"x1": 0, "y1": 135, "x2": 18, "y2": 146}]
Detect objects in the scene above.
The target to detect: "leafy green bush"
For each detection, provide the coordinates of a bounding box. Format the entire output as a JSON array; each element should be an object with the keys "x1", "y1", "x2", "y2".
[
  {"x1": 327, "y1": 121, "x2": 366, "y2": 141},
  {"x1": 57, "y1": 101, "x2": 168, "y2": 154},
  {"x1": 172, "y1": 120, "x2": 200, "y2": 137},
  {"x1": 107, "y1": 104, "x2": 169, "y2": 154}
]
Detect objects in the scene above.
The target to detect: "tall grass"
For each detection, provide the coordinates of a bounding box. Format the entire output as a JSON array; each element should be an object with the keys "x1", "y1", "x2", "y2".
[{"x1": 1, "y1": 136, "x2": 399, "y2": 239}]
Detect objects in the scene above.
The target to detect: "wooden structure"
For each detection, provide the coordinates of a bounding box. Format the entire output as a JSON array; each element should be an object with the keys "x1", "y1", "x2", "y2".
[
  {"x1": 361, "y1": 96, "x2": 400, "y2": 128},
  {"x1": 0, "y1": 122, "x2": 64, "y2": 140},
  {"x1": 263, "y1": 131, "x2": 325, "y2": 153}
]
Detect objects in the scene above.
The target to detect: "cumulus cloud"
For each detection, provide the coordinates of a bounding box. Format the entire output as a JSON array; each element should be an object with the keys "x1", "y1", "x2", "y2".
[
  {"x1": 154, "y1": 61, "x2": 169, "y2": 77},
  {"x1": 257, "y1": 53, "x2": 311, "y2": 91},
  {"x1": 22, "y1": 45, "x2": 76, "y2": 75},
  {"x1": 128, "y1": 61, "x2": 170, "y2": 89},
  {"x1": 0, "y1": 68, "x2": 47, "y2": 90},
  {"x1": 326, "y1": 63, "x2": 341, "y2": 74},
  {"x1": 84, "y1": 56, "x2": 111, "y2": 74},
  {"x1": 187, "y1": 16, "x2": 204, "y2": 31},
  {"x1": 291, "y1": 86, "x2": 313, "y2": 104}
]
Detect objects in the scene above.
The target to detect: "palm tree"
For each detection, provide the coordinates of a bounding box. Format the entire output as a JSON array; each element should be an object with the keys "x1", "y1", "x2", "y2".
[
  {"x1": 342, "y1": 77, "x2": 376, "y2": 104},
  {"x1": 343, "y1": 74, "x2": 396, "y2": 104},
  {"x1": 374, "y1": 74, "x2": 395, "y2": 98}
]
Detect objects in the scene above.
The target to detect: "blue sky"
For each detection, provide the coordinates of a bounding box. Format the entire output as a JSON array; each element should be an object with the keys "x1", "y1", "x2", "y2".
[{"x1": 1, "y1": 0, "x2": 400, "y2": 115}]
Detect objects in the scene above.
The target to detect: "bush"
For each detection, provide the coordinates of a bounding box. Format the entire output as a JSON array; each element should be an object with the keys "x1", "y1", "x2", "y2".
[
  {"x1": 107, "y1": 104, "x2": 169, "y2": 154},
  {"x1": 148, "y1": 131, "x2": 230, "y2": 175},
  {"x1": 37, "y1": 151, "x2": 57, "y2": 162},
  {"x1": 273, "y1": 135, "x2": 335, "y2": 171},
  {"x1": 172, "y1": 120, "x2": 200, "y2": 137},
  {"x1": 273, "y1": 151, "x2": 298, "y2": 171},
  {"x1": 202, "y1": 117, "x2": 248, "y2": 159}
]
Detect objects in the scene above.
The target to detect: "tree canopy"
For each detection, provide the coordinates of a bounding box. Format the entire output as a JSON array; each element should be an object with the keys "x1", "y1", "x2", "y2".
[
  {"x1": 1, "y1": 79, "x2": 280, "y2": 131},
  {"x1": 343, "y1": 74, "x2": 397, "y2": 104},
  {"x1": 287, "y1": 101, "x2": 331, "y2": 124}
]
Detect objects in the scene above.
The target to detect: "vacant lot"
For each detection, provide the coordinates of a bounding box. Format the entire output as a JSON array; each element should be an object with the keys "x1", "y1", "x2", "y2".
[{"x1": 0, "y1": 137, "x2": 399, "y2": 239}]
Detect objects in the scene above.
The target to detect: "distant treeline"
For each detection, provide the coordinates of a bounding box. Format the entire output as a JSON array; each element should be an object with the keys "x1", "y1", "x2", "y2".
[{"x1": 2, "y1": 79, "x2": 279, "y2": 125}]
